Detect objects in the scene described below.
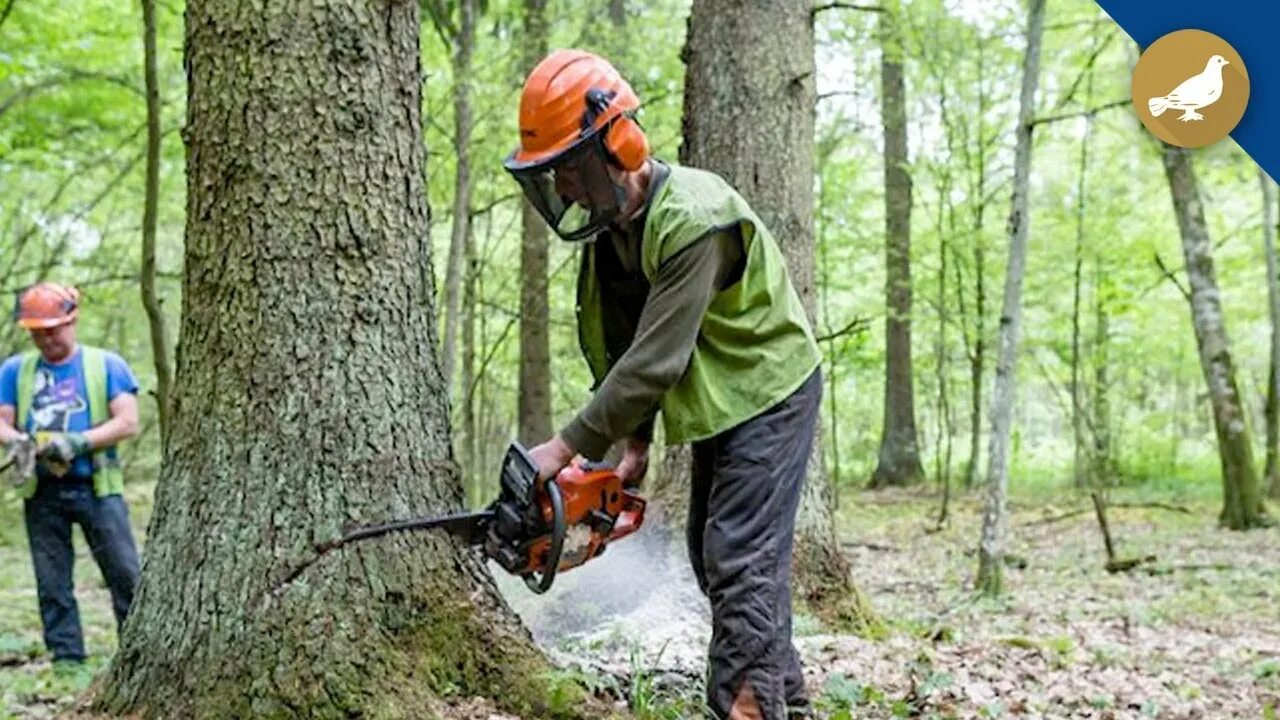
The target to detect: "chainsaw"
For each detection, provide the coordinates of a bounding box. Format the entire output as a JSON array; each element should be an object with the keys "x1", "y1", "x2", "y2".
[
  {"x1": 317, "y1": 442, "x2": 646, "y2": 594},
  {"x1": 1, "y1": 436, "x2": 36, "y2": 486}
]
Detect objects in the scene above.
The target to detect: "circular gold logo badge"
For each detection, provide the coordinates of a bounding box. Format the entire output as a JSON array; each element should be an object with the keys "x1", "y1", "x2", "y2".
[{"x1": 1131, "y1": 29, "x2": 1249, "y2": 148}]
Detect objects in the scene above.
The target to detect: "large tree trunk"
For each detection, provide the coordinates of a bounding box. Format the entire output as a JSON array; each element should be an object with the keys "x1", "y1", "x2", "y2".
[
  {"x1": 869, "y1": 6, "x2": 925, "y2": 488},
  {"x1": 518, "y1": 0, "x2": 552, "y2": 447},
  {"x1": 138, "y1": 0, "x2": 172, "y2": 445},
  {"x1": 1261, "y1": 169, "x2": 1280, "y2": 499},
  {"x1": 679, "y1": 0, "x2": 875, "y2": 631},
  {"x1": 92, "y1": 2, "x2": 556, "y2": 716},
  {"x1": 976, "y1": 0, "x2": 1045, "y2": 597},
  {"x1": 1162, "y1": 145, "x2": 1268, "y2": 530}
]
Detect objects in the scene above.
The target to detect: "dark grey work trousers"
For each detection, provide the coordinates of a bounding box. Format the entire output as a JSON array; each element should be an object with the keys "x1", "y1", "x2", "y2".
[{"x1": 688, "y1": 369, "x2": 821, "y2": 720}]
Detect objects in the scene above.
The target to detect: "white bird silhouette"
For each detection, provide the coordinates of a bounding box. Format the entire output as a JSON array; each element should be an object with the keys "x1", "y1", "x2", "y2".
[{"x1": 1148, "y1": 55, "x2": 1230, "y2": 122}]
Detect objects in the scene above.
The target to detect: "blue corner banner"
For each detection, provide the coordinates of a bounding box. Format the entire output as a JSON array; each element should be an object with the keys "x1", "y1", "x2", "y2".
[{"x1": 1093, "y1": 0, "x2": 1278, "y2": 177}]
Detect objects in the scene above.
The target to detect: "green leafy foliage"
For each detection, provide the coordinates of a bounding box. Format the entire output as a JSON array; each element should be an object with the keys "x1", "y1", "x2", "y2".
[
  {"x1": 4, "y1": 0, "x2": 1273, "y2": 504},
  {"x1": 817, "y1": 673, "x2": 887, "y2": 717}
]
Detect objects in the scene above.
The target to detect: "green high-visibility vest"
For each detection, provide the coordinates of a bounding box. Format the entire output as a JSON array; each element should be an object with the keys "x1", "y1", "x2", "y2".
[
  {"x1": 576, "y1": 164, "x2": 822, "y2": 444},
  {"x1": 13, "y1": 346, "x2": 125, "y2": 499}
]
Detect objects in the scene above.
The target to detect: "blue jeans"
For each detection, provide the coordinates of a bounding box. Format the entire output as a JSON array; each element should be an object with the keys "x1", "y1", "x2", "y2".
[{"x1": 23, "y1": 482, "x2": 140, "y2": 661}]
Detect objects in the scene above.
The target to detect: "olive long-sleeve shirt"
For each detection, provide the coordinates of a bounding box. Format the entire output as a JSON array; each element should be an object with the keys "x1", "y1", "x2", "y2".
[{"x1": 560, "y1": 206, "x2": 744, "y2": 460}]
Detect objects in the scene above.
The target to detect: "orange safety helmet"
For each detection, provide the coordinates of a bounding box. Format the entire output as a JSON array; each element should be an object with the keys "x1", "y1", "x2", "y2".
[
  {"x1": 504, "y1": 50, "x2": 650, "y2": 241},
  {"x1": 12, "y1": 282, "x2": 80, "y2": 329}
]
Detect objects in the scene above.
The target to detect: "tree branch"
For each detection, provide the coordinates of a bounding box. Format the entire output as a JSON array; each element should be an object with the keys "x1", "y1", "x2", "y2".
[
  {"x1": 813, "y1": 1, "x2": 883, "y2": 15},
  {"x1": 3, "y1": 271, "x2": 181, "y2": 295},
  {"x1": 1153, "y1": 252, "x2": 1192, "y2": 303},
  {"x1": 0, "y1": 78, "x2": 62, "y2": 121},
  {"x1": 816, "y1": 90, "x2": 860, "y2": 103},
  {"x1": 1031, "y1": 99, "x2": 1129, "y2": 127},
  {"x1": 421, "y1": 0, "x2": 457, "y2": 49},
  {"x1": 1051, "y1": 29, "x2": 1115, "y2": 111},
  {"x1": 1030, "y1": 349, "x2": 1102, "y2": 448},
  {"x1": 816, "y1": 315, "x2": 870, "y2": 343},
  {"x1": 989, "y1": 17, "x2": 1111, "y2": 40},
  {"x1": 467, "y1": 315, "x2": 519, "y2": 401},
  {"x1": 0, "y1": 123, "x2": 149, "y2": 292},
  {"x1": 1026, "y1": 501, "x2": 1192, "y2": 527},
  {"x1": 1139, "y1": 209, "x2": 1263, "y2": 298},
  {"x1": 468, "y1": 192, "x2": 521, "y2": 218},
  {"x1": 0, "y1": 70, "x2": 145, "y2": 123}
]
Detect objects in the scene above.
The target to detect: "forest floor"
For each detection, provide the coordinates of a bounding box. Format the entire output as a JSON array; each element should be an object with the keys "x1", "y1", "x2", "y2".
[{"x1": 0, "y1": 479, "x2": 1277, "y2": 719}]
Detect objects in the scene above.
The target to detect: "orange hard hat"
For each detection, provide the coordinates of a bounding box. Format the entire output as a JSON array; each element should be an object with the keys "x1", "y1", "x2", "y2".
[
  {"x1": 504, "y1": 50, "x2": 650, "y2": 241},
  {"x1": 506, "y1": 49, "x2": 648, "y2": 172},
  {"x1": 13, "y1": 282, "x2": 79, "y2": 329}
]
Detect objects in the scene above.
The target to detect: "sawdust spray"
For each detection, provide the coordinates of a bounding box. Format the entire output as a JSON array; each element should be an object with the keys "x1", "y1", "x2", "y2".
[{"x1": 492, "y1": 512, "x2": 711, "y2": 673}]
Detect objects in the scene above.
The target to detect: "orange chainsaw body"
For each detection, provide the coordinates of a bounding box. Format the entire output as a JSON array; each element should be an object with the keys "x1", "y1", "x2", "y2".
[{"x1": 513, "y1": 463, "x2": 646, "y2": 577}]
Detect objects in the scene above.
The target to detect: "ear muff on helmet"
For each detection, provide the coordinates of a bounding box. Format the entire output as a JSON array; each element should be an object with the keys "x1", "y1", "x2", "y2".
[
  {"x1": 604, "y1": 114, "x2": 649, "y2": 171},
  {"x1": 582, "y1": 87, "x2": 649, "y2": 172}
]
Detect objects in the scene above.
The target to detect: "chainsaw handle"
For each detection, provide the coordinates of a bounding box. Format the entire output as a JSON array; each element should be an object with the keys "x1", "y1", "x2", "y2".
[
  {"x1": 608, "y1": 492, "x2": 646, "y2": 542},
  {"x1": 524, "y1": 477, "x2": 566, "y2": 595},
  {"x1": 572, "y1": 459, "x2": 614, "y2": 474}
]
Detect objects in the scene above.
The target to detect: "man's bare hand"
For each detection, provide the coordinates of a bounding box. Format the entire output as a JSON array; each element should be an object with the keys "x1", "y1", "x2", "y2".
[
  {"x1": 528, "y1": 435, "x2": 576, "y2": 482},
  {"x1": 615, "y1": 438, "x2": 649, "y2": 488}
]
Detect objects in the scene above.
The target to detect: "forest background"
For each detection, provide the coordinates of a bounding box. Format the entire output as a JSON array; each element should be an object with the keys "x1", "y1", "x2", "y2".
[{"x1": 0, "y1": 0, "x2": 1277, "y2": 718}]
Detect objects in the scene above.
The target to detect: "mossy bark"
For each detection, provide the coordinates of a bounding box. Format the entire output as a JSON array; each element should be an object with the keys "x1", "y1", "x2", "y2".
[
  {"x1": 791, "y1": 441, "x2": 881, "y2": 635},
  {"x1": 89, "y1": 1, "x2": 559, "y2": 716}
]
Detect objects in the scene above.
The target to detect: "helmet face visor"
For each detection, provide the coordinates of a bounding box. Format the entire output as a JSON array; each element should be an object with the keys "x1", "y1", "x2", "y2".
[{"x1": 505, "y1": 132, "x2": 624, "y2": 242}]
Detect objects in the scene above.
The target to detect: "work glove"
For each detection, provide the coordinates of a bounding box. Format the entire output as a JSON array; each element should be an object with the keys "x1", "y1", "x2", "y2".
[
  {"x1": 3, "y1": 435, "x2": 36, "y2": 486},
  {"x1": 36, "y1": 432, "x2": 91, "y2": 464}
]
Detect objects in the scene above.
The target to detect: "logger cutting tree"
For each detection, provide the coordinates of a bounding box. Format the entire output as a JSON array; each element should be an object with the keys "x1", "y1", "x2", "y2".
[{"x1": 504, "y1": 49, "x2": 824, "y2": 720}]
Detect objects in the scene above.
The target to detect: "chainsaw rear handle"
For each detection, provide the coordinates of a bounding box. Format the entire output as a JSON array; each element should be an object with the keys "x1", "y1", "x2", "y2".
[
  {"x1": 523, "y1": 477, "x2": 566, "y2": 595},
  {"x1": 575, "y1": 459, "x2": 614, "y2": 473},
  {"x1": 609, "y1": 492, "x2": 646, "y2": 542}
]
